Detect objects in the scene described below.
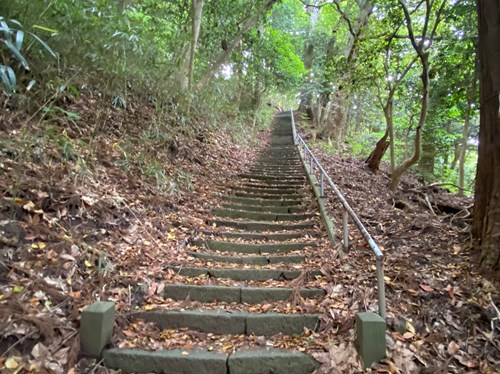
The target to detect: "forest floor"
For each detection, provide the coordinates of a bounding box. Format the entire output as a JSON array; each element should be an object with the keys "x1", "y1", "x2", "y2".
[{"x1": 0, "y1": 97, "x2": 498, "y2": 373}]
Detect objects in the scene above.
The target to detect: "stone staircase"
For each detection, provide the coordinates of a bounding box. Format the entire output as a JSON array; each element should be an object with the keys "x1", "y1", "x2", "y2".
[{"x1": 102, "y1": 113, "x2": 328, "y2": 373}]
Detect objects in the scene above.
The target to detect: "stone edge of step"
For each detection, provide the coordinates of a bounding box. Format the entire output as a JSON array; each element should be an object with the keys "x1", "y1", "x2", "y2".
[{"x1": 102, "y1": 347, "x2": 320, "y2": 374}]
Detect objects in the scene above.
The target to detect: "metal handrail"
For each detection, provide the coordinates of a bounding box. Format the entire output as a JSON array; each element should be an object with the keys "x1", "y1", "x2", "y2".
[{"x1": 290, "y1": 109, "x2": 387, "y2": 319}]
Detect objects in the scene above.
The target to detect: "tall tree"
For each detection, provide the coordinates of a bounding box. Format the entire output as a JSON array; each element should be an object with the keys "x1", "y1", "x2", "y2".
[
  {"x1": 389, "y1": 0, "x2": 447, "y2": 191},
  {"x1": 472, "y1": 0, "x2": 500, "y2": 270}
]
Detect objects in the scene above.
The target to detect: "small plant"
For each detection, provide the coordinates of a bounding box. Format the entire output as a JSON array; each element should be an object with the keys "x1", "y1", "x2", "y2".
[
  {"x1": 0, "y1": 16, "x2": 58, "y2": 94},
  {"x1": 177, "y1": 170, "x2": 194, "y2": 190}
]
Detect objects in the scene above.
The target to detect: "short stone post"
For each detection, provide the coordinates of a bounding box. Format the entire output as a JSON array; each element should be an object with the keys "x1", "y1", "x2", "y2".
[
  {"x1": 355, "y1": 312, "x2": 386, "y2": 369},
  {"x1": 80, "y1": 301, "x2": 115, "y2": 357}
]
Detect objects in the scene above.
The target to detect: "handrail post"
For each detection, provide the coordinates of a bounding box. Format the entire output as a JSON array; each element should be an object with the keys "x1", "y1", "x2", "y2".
[
  {"x1": 310, "y1": 156, "x2": 314, "y2": 174},
  {"x1": 320, "y1": 173, "x2": 325, "y2": 198},
  {"x1": 343, "y1": 208, "x2": 349, "y2": 252},
  {"x1": 376, "y1": 257, "x2": 387, "y2": 318},
  {"x1": 290, "y1": 108, "x2": 297, "y2": 146}
]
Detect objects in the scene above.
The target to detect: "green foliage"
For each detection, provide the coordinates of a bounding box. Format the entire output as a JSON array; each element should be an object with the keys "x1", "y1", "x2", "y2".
[{"x1": 0, "y1": 16, "x2": 57, "y2": 94}]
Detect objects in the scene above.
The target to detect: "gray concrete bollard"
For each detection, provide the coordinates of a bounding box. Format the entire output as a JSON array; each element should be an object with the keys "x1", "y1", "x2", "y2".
[
  {"x1": 355, "y1": 312, "x2": 386, "y2": 369},
  {"x1": 80, "y1": 301, "x2": 115, "y2": 357}
]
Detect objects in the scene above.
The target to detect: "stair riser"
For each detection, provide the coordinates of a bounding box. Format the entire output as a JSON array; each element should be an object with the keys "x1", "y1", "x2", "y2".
[
  {"x1": 239, "y1": 174, "x2": 305, "y2": 182},
  {"x1": 233, "y1": 192, "x2": 305, "y2": 200},
  {"x1": 205, "y1": 241, "x2": 316, "y2": 253},
  {"x1": 232, "y1": 187, "x2": 304, "y2": 195},
  {"x1": 162, "y1": 285, "x2": 325, "y2": 303},
  {"x1": 133, "y1": 311, "x2": 319, "y2": 336},
  {"x1": 220, "y1": 203, "x2": 304, "y2": 214},
  {"x1": 212, "y1": 209, "x2": 312, "y2": 222},
  {"x1": 212, "y1": 219, "x2": 315, "y2": 231},
  {"x1": 203, "y1": 231, "x2": 305, "y2": 241},
  {"x1": 223, "y1": 197, "x2": 303, "y2": 206},
  {"x1": 240, "y1": 183, "x2": 305, "y2": 189},
  {"x1": 168, "y1": 267, "x2": 322, "y2": 281},
  {"x1": 188, "y1": 252, "x2": 306, "y2": 265},
  {"x1": 103, "y1": 349, "x2": 319, "y2": 374}
]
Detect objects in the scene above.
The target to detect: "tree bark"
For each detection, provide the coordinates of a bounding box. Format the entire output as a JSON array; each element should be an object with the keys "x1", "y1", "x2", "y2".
[
  {"x1": 187, "y1": 0, "x2": 204, "y2": 90},
  {"x1": 472, "y1": 0, "x2": 500, "y2": 270},
  {"x1": 365, "y1": 130, "x2": 389, "y2": 171},
  {"x1": 458, "y1": 61, "x2": 479, "y2": 195},
  {"x1": 321, "y1": 0, "x2": 373, "y2": 142},
  {"x1": 390, "y1": 54, "x2": 429, "y2": 191},
  {"x1": 197, "y1": 0, "x2": 279, "y2": 89}
]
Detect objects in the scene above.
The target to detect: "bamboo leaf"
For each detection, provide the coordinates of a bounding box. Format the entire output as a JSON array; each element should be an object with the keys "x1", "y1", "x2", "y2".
[
  {"x1": 15, "y1": 30, "x2": 24, "y2": 50},
  {"x1": 3, "y1": 40, "x2": 30, "y2": 70},
  {"x1": 32, "y1": 24, "x2": 59, "y2": 33},
  {"x1": 0, "y1": 65, "x2": 17, "y2": 93},
  {"x1": 28, "y1": 32, "x2": 58, "y2": 60}
]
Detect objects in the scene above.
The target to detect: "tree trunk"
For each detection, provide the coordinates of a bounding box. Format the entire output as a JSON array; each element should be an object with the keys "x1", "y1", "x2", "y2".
[
  {"x1": 298, "y1": 1, "x2": 321, "y2": 117},
  {"x1": 419, "y1": 139, "x2": 436, "y2": 176},
  {"x1": 197, "y1": 0, "x2": 279, "y2": 89},
  {"x1": 472, "y1": 0, "x2": 500, "y2": 270},
  {"x1": 390, "y1": 55, "x2": 429, "y2": 191},
  {"x1": 449, "y1": 141, "x2": 460, "y2": 170},
  {"x1": 458, "y1": 61, "x2": 479, "y2": 195},
  {"x1": 365, "y1": 130, "x2": 389, "y2": 171},
  {"x1": 187, "y1": 0, "x2": 204, "y2": 90},
  {"x1": 368, "y1": 95, "x2": 395, "y2": 171},
  {"x1": 319, "y1": 0, "x2": 373, "y2": 142}
]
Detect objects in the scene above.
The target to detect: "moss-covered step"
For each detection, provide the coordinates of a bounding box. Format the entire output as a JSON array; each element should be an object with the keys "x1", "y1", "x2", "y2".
[
  {"x1": 133, "y1": 310, "x2": 320, "y2": 336},
  {"x1": 162, "y1": 284, "x2": 325, "y2": 303},
  {"x1": 233, "y1": 192, "x2": 305, "y2": 200},
  {"x1": 240, "y1": 182, "x2": 305, "y2": 189},
  {"x1": 231, "y1": 186, "x2": 305, "y2": 195},
  {"x1": 238, "y1": 173, "x2": 305, "y2": 182},
  {"x1": 248, "y1": 169, "x2": 305, "y2": 175},
  {"x1": 167, "y1": 266, "x2": 322, "y2": 281},
  {"x1": 202, "y1": 230, "x2": 304, "y2": 241},
  {"x1": 211, "y1": 208, "x2": 313, "y2": 222},
  {"x1": 220, "y1": 203, "x2": 304, "y2": 214},
  {"x1": 187, "y1": 251, "x2": 306, "y2": 265},
  {"x1": 222, "y1": 196, "x2": 304, "y2": 206},
  {"x1": 212, "y1": 219, "x2": 315, "y2": 231},
  {"x1": 103, "y1": 348, "x2": 319, "y2": 374},
  {"x1": 228, "y1": 349, "x2": 319, "y2": 374},
  {"x1": 204, "y1": 240, "x2": 316, "y2": 254}
]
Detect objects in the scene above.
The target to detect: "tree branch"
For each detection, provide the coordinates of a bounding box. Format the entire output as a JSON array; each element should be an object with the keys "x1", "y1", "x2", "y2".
[{"x1": 332, "y1": 0, "x2": 356, "y2": 37}]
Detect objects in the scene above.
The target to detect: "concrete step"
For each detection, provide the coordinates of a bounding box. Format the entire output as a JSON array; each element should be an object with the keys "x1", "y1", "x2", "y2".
[
  {"x1": 212, "y1": 208, "x2": 313, "y2": 222},
  {"x1": 212, "y1": 219, "x2": 315, "y2": 231},
  {"x1": 239, "y1": 173, "x2": 305, "y2": 182},
  {"x1": 203, "y1": 230, "x2": 305, "y2": 241},
  {"x1": 233, "y1": 192, "x2": 305, "y2": 200},
  {"x1": 220, "y1": 203, "x2": 304, "y2": 214},
  {"x1": 232, "y1": 186, "x2": 304, "y2": 195},
  {"x1": 258, "y1": 154, "x2": 298, "y2": 160},
  {"x1": 222, "y1": 196, "x2": 304, "y2": 206},
  {"x1": 103, "y1": 348, "x2": 319, "y2": 374},
  {"x1": 133, "y1": 310, "x2": 320, "y2": 335},
  {"x1": 255, "y1": 156, "x2": 302, "y2": 165},
  {"x1": 249, "y1": 166, "x2": 304, "y2": 172},
  {"x1": 162, "y1": 284, "x2": 326, "y2": 303},
  {"x1": 204, "y1": 240, "x2": 316, "y2": 253},
  {"x1": 168, "y1": 266, "x2": 321, "y2": 281},
  {"x1": 240, "y1": 182, "x2": 305, "y2": 189},
  {"x1": 188, "y1": 251, "x2": 306, "y2": 265},
  {"x1": 247, "y1": 171, "x2": 304, "y2": 177},
  {"x1": 255, "y1": 162, "x2": 302, "y2": 167},
  {"x1": 270, "y1": 137, "x2": 294, "y2": 145}
]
